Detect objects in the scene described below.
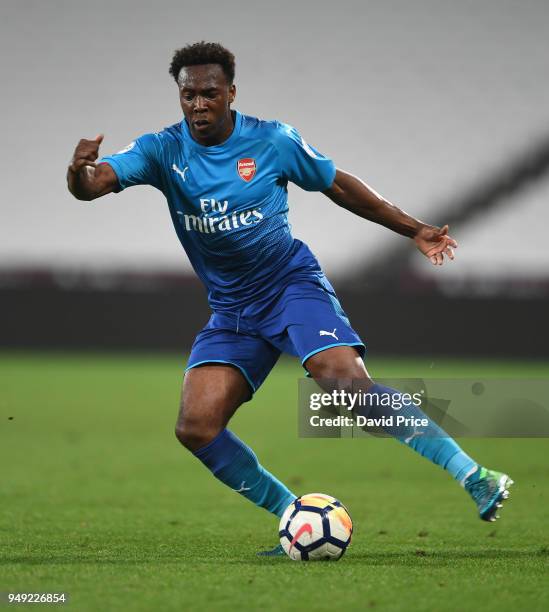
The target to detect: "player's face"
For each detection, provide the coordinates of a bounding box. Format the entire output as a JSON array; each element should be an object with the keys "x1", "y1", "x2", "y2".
[{"x1": 178, "y1": 64, "x2": 236, "y2": 145}]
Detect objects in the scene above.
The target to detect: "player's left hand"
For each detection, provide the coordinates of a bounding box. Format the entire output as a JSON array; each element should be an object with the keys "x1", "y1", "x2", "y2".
[{"x1": 414, "y1": 224, "x2": 457, "y2": 266}]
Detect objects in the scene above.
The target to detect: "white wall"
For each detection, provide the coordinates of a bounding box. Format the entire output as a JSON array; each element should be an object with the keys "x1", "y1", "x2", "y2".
[{"x1": 2, "y1": 0, "x2": 548, "y2": 277}]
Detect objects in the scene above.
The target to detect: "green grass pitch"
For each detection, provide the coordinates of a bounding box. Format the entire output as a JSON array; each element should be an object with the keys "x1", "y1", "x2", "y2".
[{"x1": 1, "y1": 353, "x2": 548, "y2": 611}]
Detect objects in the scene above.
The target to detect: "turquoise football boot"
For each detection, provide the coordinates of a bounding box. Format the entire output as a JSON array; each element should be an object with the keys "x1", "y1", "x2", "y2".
[
  {"x1": 257, "y1": 543, "x2": 286, "y2": 557},
  {"x1": 464, "y1": 466, "x2": 514, "y2": 522}
]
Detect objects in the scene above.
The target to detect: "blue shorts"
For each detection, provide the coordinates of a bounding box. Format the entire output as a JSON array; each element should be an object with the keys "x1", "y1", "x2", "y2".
[{"x1": 186, "y1": 275, "x2": 365, "y2": 394}]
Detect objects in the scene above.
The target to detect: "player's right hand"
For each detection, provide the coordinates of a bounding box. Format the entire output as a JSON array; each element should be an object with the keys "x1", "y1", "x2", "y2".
[{"x1": 69, "y1": 134, "x2": 104, "y2": 173}]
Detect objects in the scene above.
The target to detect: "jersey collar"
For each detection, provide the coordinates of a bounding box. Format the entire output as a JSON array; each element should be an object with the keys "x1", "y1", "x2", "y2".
[{"x1": 181, "y1": 109, "x2": 242, "y2": 153}]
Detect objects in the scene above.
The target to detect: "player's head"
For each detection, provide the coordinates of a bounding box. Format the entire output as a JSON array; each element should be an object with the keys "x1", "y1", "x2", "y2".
[{"x1": 169, "y1": 42, "x2": 236, "y2": 145}]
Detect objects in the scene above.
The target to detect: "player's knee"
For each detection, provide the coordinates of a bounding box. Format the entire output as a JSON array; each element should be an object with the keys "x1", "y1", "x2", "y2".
[
  {"x1": 174, "y1": 414, "x2": 220, "y2": 452},
  {"x1": 307, "y1": 357, "x2": 367, "y2": 385}
]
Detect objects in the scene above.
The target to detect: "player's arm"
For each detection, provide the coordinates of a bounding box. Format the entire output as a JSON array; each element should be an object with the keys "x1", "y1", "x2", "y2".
[
  {"x1": 323, "y1": 168, "x2": 457, "y2": 265},
  {"x1": 67, "y1": 134, "x2": 119, "y2": 201}
]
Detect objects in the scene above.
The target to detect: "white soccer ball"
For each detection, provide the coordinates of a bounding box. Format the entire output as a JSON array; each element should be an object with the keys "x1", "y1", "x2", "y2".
[{"x1": 279, "y1": 493, "x2": 353, "y2": 561}]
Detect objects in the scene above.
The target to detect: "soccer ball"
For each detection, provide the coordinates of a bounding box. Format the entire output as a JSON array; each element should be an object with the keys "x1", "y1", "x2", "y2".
[{"x1": 279, "y1": 493, "x2": 353, "y2": 561}]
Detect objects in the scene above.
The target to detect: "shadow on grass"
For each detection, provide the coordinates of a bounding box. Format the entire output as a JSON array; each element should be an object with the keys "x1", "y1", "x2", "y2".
[{"x1": 2, "y1": 548, "x2": 547, "y2": 567}]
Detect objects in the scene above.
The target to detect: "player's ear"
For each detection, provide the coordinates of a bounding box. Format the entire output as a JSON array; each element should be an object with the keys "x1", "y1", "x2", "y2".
[{"x1": 228, "y1": 84, "x2": 236, "y2": 105}]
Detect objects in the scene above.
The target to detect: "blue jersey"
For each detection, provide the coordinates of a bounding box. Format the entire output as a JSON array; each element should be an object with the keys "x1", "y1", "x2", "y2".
[{"x1": 101, "y1": 110, "x2": 336, "y2": 310}]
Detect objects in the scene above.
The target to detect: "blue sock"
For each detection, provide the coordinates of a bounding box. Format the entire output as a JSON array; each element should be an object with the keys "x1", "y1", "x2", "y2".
[
  {"x1": 362, "y1": 383, "x2": 477, "y2": 483},
  {"x1": 193, "y1": 429, "x2": 296, "y2": 517}
]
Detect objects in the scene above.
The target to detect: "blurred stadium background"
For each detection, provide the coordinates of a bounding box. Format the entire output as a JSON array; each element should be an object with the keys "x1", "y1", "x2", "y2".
[{"x1": 1, "y1": 0, "x2": 548, "y2": 358}]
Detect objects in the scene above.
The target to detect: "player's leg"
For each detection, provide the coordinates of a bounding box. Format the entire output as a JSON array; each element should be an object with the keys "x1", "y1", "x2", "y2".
[
  {"x1": 269, "y1": 275, "x2": 512, "y2": 522},
  {"x1": 304, "y1": 346, "x2": 513, "y2": 521},
  {"x1": 176, "y1": 361, "x2": 295, "y2": 518},
  {"x1": 175, "y1": 364, "x2": 248, "y2": 452},
  {"x1": 305, "y1": 346, "x2": 478, "y2": 480}
]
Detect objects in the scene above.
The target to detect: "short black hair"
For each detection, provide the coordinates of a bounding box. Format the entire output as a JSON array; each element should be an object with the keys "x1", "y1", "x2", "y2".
[{"x1": 169, "y1": 41, "x2": 235, "y2": 85}]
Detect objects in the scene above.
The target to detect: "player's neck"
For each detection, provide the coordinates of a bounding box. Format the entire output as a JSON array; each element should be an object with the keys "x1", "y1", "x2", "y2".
[{"x1": 190, "y1": 110, "x2": 236, "y2": 147}]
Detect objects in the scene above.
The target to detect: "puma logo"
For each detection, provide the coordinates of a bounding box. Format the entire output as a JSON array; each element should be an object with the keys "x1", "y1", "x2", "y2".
[
  {"x1": 172, "y1": 163, "x2": 189, "y2": 181},
  {"x1": 319, "y1": 328, "x2": 338, "y2": 340},
  {"x1": 234, "y1": 481, "x2": 251, "y2": 493},
  {"x1": 404, "y1": 428, "x2": 425, "y2": 445}
]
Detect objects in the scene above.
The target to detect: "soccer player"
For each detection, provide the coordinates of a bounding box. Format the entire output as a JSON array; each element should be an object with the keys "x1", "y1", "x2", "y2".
[{"x1": 67, "y1": 42, "x2": 512, "y2": 555}]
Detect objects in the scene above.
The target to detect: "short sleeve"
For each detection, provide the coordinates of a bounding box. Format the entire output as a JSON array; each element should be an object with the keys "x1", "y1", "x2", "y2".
[
  {"x1": 273, "y1": 123, "x2": 336, "y2": 191},
  {"x1": 99, "y1": 133, "x2": 161, "y2": 191}
]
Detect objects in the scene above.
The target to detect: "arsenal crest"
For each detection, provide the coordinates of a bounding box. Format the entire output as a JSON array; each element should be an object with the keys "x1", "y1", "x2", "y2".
[{"x1": 237, "y1": 158, "x2": 256, "y2": 182}]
